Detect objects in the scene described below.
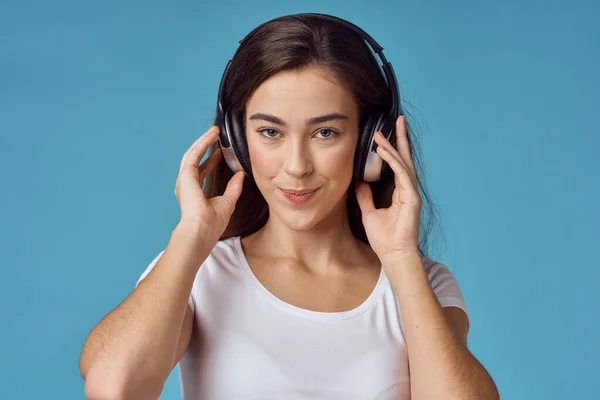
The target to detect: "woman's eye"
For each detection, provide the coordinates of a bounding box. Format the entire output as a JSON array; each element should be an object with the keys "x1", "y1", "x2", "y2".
[
  {"x1": 258, "y1": 128, "x2": 279, "y2": 139},
  {"x1": 316, "y1": 129, "x2": 338, "y2": 139},
  {"x1": 257, "y1": 128, "x2": 339, "y2": 140}
]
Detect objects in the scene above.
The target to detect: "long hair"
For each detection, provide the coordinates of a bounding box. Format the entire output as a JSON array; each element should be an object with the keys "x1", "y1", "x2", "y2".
[{"x1": 203, "y1": 14, "x2": 444, "y2": 258}]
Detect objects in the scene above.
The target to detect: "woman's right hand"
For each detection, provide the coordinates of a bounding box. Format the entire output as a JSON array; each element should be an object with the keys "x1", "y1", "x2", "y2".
[{"x1": 174, "y1": 125, "x2": 246, "y2": 238}]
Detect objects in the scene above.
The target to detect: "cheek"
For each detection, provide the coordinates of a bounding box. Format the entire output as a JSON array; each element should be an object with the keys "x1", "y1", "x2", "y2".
[
  {"x1": 321, "y1": 145, "x2": 356, "y2": 177},
  {"x1": 248, "y1": 142, "x2": 279, "y2": 176}
]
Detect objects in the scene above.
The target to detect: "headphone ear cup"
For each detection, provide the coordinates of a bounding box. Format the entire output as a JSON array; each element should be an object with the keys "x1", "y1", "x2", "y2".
[
  {"x1": 226, "y1": 109, "x2": 252, "y2": 176},
  {"x1": 354, "y1": 114, "x2": 380, "y2": 181}
]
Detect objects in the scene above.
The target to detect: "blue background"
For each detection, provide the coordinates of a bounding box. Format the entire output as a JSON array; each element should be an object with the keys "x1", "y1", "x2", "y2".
[{"x1": 1, "y1": 0, "x2": 598, "y2": 399}]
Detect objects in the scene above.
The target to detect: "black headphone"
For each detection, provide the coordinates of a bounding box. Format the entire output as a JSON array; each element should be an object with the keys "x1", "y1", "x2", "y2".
[{"x1": 215, "y1": 12, "x2": 401, "y2": 182}]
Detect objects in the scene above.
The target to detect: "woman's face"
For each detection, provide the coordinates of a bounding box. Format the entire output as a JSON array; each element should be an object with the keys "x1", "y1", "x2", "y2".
[{"x1": 245, "y1": 66, "x2": 360, "y2": 230}]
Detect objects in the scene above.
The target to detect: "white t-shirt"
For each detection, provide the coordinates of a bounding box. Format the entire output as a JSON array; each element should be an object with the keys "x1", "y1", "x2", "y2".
[{"x1": 136, "y1": 235, "x2": 469, "y2": 400}]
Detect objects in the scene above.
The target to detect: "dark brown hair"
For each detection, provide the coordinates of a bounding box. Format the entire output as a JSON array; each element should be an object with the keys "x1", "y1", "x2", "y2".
[{"x1": 204, "y1": 14, "x2": 444, "y2": 258}]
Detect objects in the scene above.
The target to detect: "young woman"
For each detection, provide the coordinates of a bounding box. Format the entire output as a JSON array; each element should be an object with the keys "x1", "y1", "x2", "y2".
[{"x1": 80, "y1": 13, "x2": 499, "y2": 400}]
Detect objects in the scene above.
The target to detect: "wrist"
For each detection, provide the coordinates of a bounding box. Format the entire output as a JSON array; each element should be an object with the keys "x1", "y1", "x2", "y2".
[
  {"x1": 381, "y1": 252, "x2": 427, "y2": 293},
  {"x1": 158, "y1": 223, "x2": 214, "y2": 277},
  {"x1": 173, "y1": 221, "x2": 216, "y2": 246},
  {"x1": 380, "y1": 250, "x2": 422, "y2": 268}
]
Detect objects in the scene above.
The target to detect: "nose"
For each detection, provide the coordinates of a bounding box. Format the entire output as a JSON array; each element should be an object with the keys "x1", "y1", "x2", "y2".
[{"x1": 283, "y1": 137, "x2": 313, "y2": 178}]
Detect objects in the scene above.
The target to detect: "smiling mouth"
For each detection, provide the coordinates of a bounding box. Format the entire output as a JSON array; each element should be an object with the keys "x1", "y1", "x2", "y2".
[
  {"x1": 279, "y1": 188, "x2": 320, "y2": 205},
  {"x1": 279, "y1": 188, "x2": 319, "y2": 195}
]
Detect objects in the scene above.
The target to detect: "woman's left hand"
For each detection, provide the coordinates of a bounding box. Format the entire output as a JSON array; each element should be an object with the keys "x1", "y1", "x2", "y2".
[{"x1": 355, "y1": 115, "x2": 423, "y2": 265}]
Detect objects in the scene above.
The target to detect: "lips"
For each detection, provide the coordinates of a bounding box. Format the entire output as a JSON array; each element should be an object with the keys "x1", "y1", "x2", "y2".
[
  {"x1": 280, "y1": 188, "x2": 319, "y2": 205},
  {"x1": 280, "y1": 188, "x2": 318, "y2": 195}
]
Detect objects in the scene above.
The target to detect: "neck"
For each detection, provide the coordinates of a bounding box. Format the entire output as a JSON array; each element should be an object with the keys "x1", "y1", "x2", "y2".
[{"x1": 247, "y1": 196, "x2": 373, "y2": 275}]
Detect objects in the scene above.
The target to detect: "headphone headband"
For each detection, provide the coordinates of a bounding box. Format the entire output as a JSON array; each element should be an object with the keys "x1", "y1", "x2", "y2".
[
  {"x1": 218, "y1": 13, "x2": 399, "y2": 125},
  {"x1": 215, "y1": 13, "x2": 401, "y2": 182}
]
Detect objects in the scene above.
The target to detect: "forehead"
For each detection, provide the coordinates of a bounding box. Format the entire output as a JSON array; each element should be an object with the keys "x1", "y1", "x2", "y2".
[{"x1": 245, "y1": 67, "x2": 358, "y2": 120}]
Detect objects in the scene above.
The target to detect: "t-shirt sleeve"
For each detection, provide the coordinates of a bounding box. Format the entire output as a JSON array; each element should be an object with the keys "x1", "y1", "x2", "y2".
[
  {"x1": 423, "y1": 257, "x2": 470, "y2": 335},
  {"x1": 135, "y1": 250, "x2": 196, "y2": 314}
]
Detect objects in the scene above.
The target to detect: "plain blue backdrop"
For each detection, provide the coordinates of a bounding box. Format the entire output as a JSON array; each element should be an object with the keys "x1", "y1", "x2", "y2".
[{"x1": 1, "y1": 0, "x2": 598, "y2": 399}]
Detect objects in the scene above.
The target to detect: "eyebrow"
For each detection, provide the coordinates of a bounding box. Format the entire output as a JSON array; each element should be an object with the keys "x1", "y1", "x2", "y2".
[{"x1": 248, "y1": 112, "x2": 349, "y2": 127}]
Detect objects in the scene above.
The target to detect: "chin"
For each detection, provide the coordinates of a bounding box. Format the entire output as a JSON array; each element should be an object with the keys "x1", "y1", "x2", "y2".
[
  {"x1": 275, "y1": 199, "x2": 347, "y2": 233},
  {"x1": 284, "y1": 215, "x2": 322, "y2": 231},
  {"x1": 272, "y1": 205, "x2": 322, "y2": 230}
]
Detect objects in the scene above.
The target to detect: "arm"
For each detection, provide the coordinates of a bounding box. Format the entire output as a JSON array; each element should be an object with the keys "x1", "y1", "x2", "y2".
[
  {"x1": 384, "y1": 254, "x2": 499, "y2": 400},
  {"x1": 80, "y1": 223, "x2": 210, "y2": 400}
]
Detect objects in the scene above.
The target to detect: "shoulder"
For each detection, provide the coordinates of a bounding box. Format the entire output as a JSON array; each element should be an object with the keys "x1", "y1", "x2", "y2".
[
  {"x1": 421, "y1": 256, "x2": 459, "y2": 288},
  {"x1": 419, "y1": 255, "x2": 466, "y2": 304},
  {"x1": 209, "y1": 235, "x2": 242, "y2": 264},
  {"x1": 421, "y1": 256, "x2": 470, "y2": 345},
  {"x1": 137, "y1": 236, "x2": 241, "y2": 282}
]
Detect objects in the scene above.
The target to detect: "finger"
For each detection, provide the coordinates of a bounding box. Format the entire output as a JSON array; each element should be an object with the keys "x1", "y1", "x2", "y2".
[
  {"x1": 179, "y1": 125, "x2": 218, "y2": 171},
  {"x1": 374, "y1": 131, "x2": 402, "y2": 162},
  {"x1": 221, "y1": 170, "x2": 246, "y2": 210},
  {"x1": 179, "y1": 133, "x2": 207, "y2": 174},
  {"x1": 375, "y1": 131, "x2": 417, "y2": 186},
  {"x1": 198, "y1": 149, "x2": 222, "y2": 182},
  {"x1": 179, "y1": 133, "x2": 208, "y2": 174},
  {"x1": 354, "y1": 181, "x2": 375, "y2": 215},
  {"x1": 179, "y1": 125, "x2": 218, "y2": 172},
  {"x1": 183, "y1": 129, "x2": 219, "y2": 173},
  {"x1": 377, "y1": 145, "x2": 416, "y2": 194},
  {"x1": 395, "y1": 116, "x2": 417, "y2": 178}
]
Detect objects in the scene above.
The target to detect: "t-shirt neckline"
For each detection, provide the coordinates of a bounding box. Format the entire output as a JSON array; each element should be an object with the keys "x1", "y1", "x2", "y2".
[{"x1": 232, "y1": 235, "x2": 387, "y2": 321}]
